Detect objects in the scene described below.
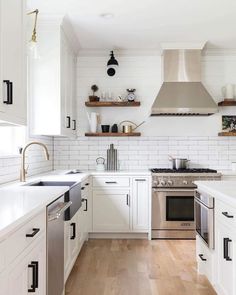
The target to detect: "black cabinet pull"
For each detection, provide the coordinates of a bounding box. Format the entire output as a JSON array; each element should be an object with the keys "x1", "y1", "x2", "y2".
[
  {"x1": 82, "y1": 198, "x2": 88, "y2": 211},
  {"x1": 3, "y1": 80, "x2": 13, "y2": 105},
  {"x1": 26, "y1": 228, "x2": 40, "y2": 238},
  {"x1": 105, "y1": 181, "x2": 117, "y2": 184},
  {"x1": 135, "y1": 179, "x2": 146, "y2": 182},
  {"x1": 70, "y1": 222, "x2": 76, "y2": 239},
  {"x1": 28, "y1": 261, "x2": 39, "y2": 292},
  {"x1": 224, "y1": 238, "x2": 232, "y2": 261},
  {"x1": 33, "y1": 261, "x2": 39, "y2": 289},
  {"x1": 72, "y1": 119, "x2": 76, "y2": 130},
  {"x1": 9, "y1": 81, "x2": 13, "y2": 104},
  {"x1": 198, "y1": 254, "x2": 207, "y2": 261},
  {"x1": 222, "y1": 212, "x2": 234, "y2": 218},
  {"x1": 85, "y1": 183, "x2": 89, "y2": 186},
  {"x1": 81, "y1": 186, "x2": 85, "y2": 190},
  {"x1": 66, "y1": 116, "x2": 71, "y2": 128},
  {"x1": 126, "y1": 194, "x2": 129, "y2": 206}
]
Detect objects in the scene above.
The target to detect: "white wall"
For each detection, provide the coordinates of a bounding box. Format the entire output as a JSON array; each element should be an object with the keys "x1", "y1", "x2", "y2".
[
  {"x1": 76, "y1": 51, "x2": 236, "y2": 136},
  {"x1": 53, "y1": 50, "x2": 236, "y2": 172}
]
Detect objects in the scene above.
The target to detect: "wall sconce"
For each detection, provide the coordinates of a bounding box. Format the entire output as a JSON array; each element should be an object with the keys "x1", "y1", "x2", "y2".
[
  {"x1": 107, "y1": 51, "x2": 119, "y2": 76},
  {"x1": 27, "y1": 9, "x2": 39, "y2": 58}
]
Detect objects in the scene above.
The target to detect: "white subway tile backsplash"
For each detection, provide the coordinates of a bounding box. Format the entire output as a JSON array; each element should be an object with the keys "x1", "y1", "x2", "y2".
[
  {"x1": 53, "y1": 136, "x2": 236, "y2": 171},
  {"x1": 0, "y1": 136, "x2": 53, "y2": 185}
]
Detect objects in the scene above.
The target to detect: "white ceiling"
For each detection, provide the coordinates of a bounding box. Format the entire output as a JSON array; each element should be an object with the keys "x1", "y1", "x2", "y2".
[{"x1": 28, "y1": 0, "x2": 236, "y2": 50}]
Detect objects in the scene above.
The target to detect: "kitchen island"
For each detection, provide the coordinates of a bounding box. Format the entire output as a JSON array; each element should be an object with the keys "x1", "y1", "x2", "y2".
[{"x1": 195, "y1": 180, "x2": 236, "y2": 295}]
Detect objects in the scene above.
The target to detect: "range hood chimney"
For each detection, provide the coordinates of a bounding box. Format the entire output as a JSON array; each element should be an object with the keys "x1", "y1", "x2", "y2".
[{"x1": 151, "y1": 44, "x2": 218, "y2": 116}]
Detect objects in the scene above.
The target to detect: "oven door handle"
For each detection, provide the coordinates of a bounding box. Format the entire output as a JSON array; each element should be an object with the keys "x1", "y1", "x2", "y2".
[
  {"x1": 153, "y1": 188, "x2": 194, "y2": 192},
  {"x1": 194, "y1": 197, "x2": 210, "y2": 209}
]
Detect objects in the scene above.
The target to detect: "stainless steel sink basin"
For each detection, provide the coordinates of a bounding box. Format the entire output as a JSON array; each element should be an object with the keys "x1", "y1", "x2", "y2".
[
  {"x1": 25, "y1": 181, "x2": 77, "y2": 187},
  {"x1": 24, "y1": 181, "x2": 81, "y2": 221}
]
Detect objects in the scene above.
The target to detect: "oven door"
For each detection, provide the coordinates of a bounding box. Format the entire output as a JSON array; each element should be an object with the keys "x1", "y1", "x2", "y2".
[
  {"x1": 152, "y1": 188, "x2": 195, "y2": 230},
  {"x1": 195, "y1": 198, "x2": 214, "y2": 249}
]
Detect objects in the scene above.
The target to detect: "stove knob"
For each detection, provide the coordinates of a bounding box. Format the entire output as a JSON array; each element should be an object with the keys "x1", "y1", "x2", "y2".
[
  {"x1": 183, "y1": 180, "x2": 188, "y2": 185},
  {"x1": 160, "y1": 180, "x2": 166, "y2": 186},
  {"x1": 167, "y1": 180, "x2": 173, "y2": 186}
]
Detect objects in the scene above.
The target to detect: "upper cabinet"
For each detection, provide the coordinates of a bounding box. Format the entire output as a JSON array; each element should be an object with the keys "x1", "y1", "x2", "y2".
[
  {"x1": 0, "y1": 0, "x2": 27, "y2": 125},
  {"x1": 30, "y1": 18, "x2": 78, "y2": 137}
]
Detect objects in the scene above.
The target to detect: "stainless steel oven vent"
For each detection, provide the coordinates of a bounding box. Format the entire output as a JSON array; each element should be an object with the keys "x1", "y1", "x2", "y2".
[{"x1": 151, "y1": 49, "x2": 218, "y2": 116}]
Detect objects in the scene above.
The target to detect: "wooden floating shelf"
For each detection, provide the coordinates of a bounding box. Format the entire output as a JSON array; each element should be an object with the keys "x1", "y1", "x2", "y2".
[
  {"x1": 218, "y1": 100, "x2": 236, "y2": 106},
  {"x1": 85, "y1": 101, "x2": 141, "y2": 107},
  {"x1": 218, "y1": 132, "x2": 236, "y2": 136},
  {"x1": 85, "y1": 132, "x2": 141, "y2": 137}
]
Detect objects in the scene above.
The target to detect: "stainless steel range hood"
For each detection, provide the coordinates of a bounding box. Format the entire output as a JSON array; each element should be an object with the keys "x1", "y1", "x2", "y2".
[{"x1": 151, "y1": 49, "x2": 218, "y2": 116}]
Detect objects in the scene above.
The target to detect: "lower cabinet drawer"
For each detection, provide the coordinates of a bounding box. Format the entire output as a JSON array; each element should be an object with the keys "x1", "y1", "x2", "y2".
[
  {"x1": 196, "y1": 235, "x2": 213, "y2": 283},
  {"x1": 215, "y1": 199, "x2": 236, "y2": 228},
  {"x1": 93, "y1": 176, "x2": 130, "y2": 187},
  {"x1": 3, "y1": 210, "x2": 46, "y2": 266}
]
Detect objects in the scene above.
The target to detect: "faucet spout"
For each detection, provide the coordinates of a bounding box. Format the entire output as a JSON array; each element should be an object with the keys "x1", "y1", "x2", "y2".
[{"x1": 20, "y1": 141, "x2": 50, "y2": 182}]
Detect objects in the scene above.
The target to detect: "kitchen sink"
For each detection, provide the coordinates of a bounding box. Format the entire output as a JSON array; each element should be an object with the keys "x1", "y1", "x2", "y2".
[
  {"x1": 25, "y1": 181, "x2": 77, "y2": 187},
  {"x1": 25, "y1": 181, "x2": 81, "y2": 221}
]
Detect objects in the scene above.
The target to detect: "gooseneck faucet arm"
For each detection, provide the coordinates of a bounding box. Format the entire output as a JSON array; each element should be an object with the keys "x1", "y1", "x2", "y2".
[{"x1": 20, "y1": 141, "x2": 50, "y2": 182}]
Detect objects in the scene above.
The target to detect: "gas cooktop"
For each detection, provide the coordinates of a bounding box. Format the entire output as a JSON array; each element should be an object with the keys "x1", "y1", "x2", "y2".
[{"x1": 150, "y1": 168, "x2": 218, "y2": 173}]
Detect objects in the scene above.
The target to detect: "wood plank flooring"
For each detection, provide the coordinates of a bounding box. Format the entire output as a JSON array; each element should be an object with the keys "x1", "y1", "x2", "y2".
[{"x1": 65, "y1": 239, "x2": 216, "y2": 295}]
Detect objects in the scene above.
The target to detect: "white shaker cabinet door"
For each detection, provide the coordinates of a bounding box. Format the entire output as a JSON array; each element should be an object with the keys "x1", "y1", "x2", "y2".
[
  {"x1": 0, "y1": 0, "x2": 26, "y2": 125},
  {"x1": 93, "y1": 189, "x2": 131, "y2": 232},
  {"x1": 132, "y1": 178, "x2": 149, "y2": 231},
  {"x1": 215, "y1": 219, "x2": 236, "y2": 295},
  {"x1": 0, "y1": 237, "x2": 46, "y2": 295}
]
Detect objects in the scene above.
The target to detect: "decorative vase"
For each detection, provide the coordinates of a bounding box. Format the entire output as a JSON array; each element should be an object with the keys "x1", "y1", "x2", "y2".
[
  {"x1": 111, "y1": 124, "x2": 118, "y2": 133},
  {"x1": 87, "y1": 112, "x2": 99, "y2": 133}
]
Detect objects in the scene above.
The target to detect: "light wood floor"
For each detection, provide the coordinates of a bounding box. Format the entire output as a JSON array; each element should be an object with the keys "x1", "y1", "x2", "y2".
[{"x1": 65, "y1": 239, "x2": 216, "y2": 295}]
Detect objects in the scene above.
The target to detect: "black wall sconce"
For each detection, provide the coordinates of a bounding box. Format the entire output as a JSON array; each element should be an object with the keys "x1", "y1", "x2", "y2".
[{"x1": 107, "y1": 51, "x2": 119, "y2": 76}]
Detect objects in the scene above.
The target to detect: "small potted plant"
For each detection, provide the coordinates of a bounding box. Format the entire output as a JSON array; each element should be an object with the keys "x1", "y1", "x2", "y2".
[{"x1": 89, "y1": 84, "x2": 100, "y2": 102}]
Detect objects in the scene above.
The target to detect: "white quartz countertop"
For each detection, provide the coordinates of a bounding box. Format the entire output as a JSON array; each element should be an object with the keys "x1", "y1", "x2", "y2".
[
  {"x1": 0, "y1": 186, "x2": 69, "y2": 241},
  {"x1": 195, "y1": 180, "x2": 236, "y2": 207}
]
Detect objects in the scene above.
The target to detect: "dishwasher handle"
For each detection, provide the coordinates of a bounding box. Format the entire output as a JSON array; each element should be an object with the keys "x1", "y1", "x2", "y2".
[{"x1": 48, "y1": 201, "x2": 72, "y2": 221}]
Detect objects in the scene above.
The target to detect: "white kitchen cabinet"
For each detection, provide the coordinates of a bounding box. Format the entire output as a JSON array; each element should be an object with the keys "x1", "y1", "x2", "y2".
[
  {"x1": 195, "y1": 193, "x2": 236, "y2": 295},
  {"x1": 0, "y1": 0, "x2": 27, "y2": 125},
  {"x1": 132, "y1": 177, "x2": 149, "y2": 231},
  {"x1": 30, "y1": 19, "x2": 77, "y2": 136},
  {"x1": 93, "y1": 189, "x2": 131, "y2": 232},
  {"x1": 91, "y1": 174, "x2": 151, "y2": 235},
  {"x1": 0, "y1": 210, "x2": 46, "y2": 295},
  {"x1": 214, "y1": 218, "x2": 236, "y2": 295},
  {"x1": 64, "y1": 204, "x2": 88, "y2": 282},
  {"x1": 64, "y1": 213, "x2": 79, "y2": 281},
  {"x1": 0, "y1": 236, "x2": 46, "y2": 295}
]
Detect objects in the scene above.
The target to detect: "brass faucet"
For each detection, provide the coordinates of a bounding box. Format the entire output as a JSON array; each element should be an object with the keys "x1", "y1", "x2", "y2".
[{"x1": 20, "y1": 141, "x2": 50, "y2": 182}]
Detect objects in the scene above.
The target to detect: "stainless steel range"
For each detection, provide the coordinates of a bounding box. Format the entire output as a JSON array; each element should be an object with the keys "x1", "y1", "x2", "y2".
[{"x1": 151, "y1": 168, "x2": 221, "y2": 239}]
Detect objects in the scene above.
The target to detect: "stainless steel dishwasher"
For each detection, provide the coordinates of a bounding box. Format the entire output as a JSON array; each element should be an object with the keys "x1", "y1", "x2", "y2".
[{"x1": 47, "y1": 195, "x2": 72, "y2": 295}]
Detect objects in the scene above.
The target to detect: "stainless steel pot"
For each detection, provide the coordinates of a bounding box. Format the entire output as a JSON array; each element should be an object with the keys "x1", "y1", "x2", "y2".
[{"x1": 169, "y1": 157, "x2": 190, "y2": 170}]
